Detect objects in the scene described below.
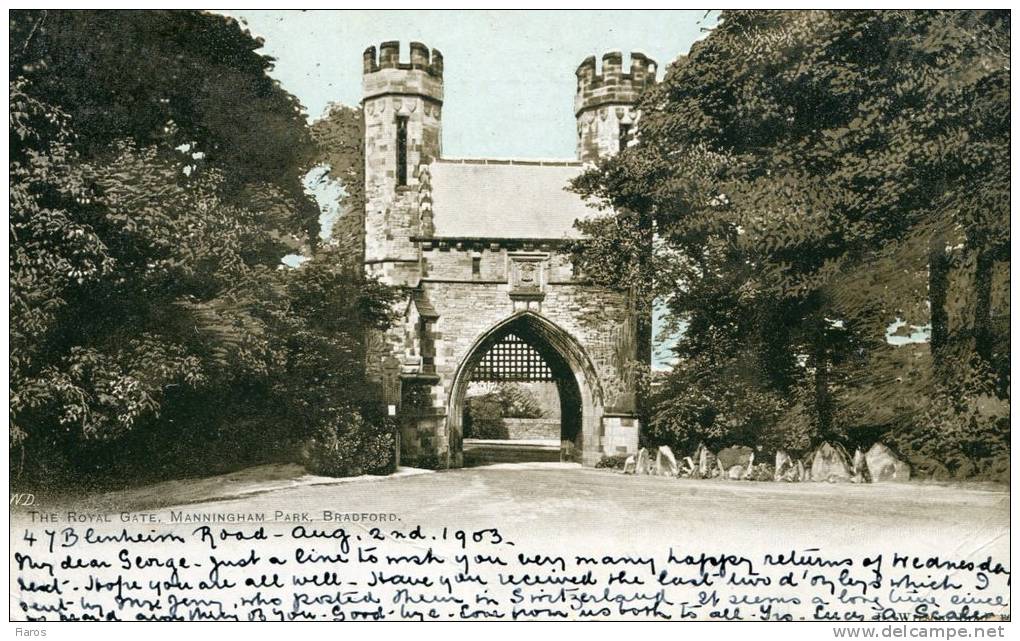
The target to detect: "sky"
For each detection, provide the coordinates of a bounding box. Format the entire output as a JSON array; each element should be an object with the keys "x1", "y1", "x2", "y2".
[{"x1": 225, "y1": 10, "x2": 717, "y2": 158}]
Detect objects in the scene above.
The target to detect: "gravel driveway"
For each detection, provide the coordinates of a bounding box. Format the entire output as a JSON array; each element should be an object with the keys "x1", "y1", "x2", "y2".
[{"x1": 39, "y1": 462, "x2": 1003, "y2": 562}]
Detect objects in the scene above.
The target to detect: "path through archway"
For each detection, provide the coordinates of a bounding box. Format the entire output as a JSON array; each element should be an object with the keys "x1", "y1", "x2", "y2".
[{"x1": 447, "y1": 312, "x2": 602, "y2": 467}]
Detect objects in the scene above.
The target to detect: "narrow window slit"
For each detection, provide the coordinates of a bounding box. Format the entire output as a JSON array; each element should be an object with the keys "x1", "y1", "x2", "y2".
[{"x1": 396, "y1": 116, "x2": 408, "y2": 187}]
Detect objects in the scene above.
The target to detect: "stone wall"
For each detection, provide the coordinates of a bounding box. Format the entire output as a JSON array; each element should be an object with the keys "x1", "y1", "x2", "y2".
[
  {"x1": 504, "y1": 418, "x2": 560, "y2": 441},
  {"x1": 420, "y1": 242, "x2": 574, "y2": 283},
  {"x1": 601, "y1": 415, "x2": 640, "y2": 457},
  {"x1": 396, "y1": 245, "x2": 642, "y2": 466},
  {"x1": 422, "y1": 274, "x2": 637, "y2": 415},
  {"x1": 361, "y1": 42, "x2": 443, "y2": 403},
  {"x1": 576, "y1": 105, "x2": 639, "y2": 165},
  {"x1": 516, "y1": 381, "x2": 560, "y2": 418}
]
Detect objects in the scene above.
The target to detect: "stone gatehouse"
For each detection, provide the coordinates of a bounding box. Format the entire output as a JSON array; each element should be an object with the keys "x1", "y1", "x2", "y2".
[{"x1": 360, "y1": 41, "x2": 655, "y2": 467}]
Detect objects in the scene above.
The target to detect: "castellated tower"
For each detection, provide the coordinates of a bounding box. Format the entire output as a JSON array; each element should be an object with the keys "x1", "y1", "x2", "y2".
[
  {"x1": 575, "y1": 52, "x2": 657, "y2": 163},
  {"x1": 357, "y1": 43, "x2": 647, "y2": 468},
  {"x1": 363, "y1": 41, "x2": 443, "y2": 286}
]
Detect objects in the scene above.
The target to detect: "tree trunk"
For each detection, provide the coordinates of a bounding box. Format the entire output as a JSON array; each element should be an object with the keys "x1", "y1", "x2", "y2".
[
  {"x1": 972, "y1": 248, "x2": 994, "y2": 365},
  {"x1": 812, "y1": 337, "x2": 833, "y2": 442},
  {"x1": 632, "y1": 290, "x2": 654, "y2": 436},
  {"x1": 634, "y1": 209, "x2": 655, "y2": 432},
  {"x1": 928, "y1": 234, "x2": 950, "y2": 379}
]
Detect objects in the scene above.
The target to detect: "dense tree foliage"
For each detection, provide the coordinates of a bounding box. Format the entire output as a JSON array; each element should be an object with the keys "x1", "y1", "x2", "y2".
[
  {"x1": 464, "y1": 384, "x2": 547, "y2": 440},
  {"x1": 10, "y1": 10, "x2": 317, "y2": 233},
  {"x1": 10, "y1": 10, "x2": 396, "y2": 488},
  {"x1": 309, "y1": 103, "x2": 366, "y2": 265},
  {"x1": 572, "y1": 10, "x2": 1009, "y2": 479}
]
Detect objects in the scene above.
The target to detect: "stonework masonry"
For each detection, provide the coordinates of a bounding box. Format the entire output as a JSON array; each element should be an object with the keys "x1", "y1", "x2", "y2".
[
  {"x1": 356, "y1": 41, "x2": 655, "y2": 468},
  {"x1": 504, "y1": 418, "x2": 561, "y2": 440},
  {"x1": 363, "y1": 42, "x2": 442, "y2": 277},
  {"x1": 575, "y1": 52, "x2": 657, "y2": 162}
]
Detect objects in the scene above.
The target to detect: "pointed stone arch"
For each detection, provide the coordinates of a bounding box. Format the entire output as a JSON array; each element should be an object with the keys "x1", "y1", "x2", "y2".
[{"x1": 446, "y1": 311, "x2": 606, "y2": 466}]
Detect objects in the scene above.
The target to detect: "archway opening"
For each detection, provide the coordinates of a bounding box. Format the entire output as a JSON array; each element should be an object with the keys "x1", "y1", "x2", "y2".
[{"x1": 452, "y1": 314, "x2": 593, "y2": 466}]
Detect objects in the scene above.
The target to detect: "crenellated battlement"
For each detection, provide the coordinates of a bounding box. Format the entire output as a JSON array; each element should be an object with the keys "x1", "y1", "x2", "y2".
[
  {"x1": 574, "y1": 51, "x2": 657, "y2": 116},
  {"x1": 363, "y1": 41, "x2": 444, "y2": 77},
  {"x1": 363, "y1": 41, "x2": 444, "y2": 104}
]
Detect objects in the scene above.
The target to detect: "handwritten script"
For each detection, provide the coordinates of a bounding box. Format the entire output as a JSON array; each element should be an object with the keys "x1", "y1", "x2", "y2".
[{"x1": 11, "y1": 518, "x2": 1010, "y2": 621}]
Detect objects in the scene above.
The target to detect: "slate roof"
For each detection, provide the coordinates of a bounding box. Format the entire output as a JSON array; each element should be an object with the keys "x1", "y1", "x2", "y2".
[{"x1": 422, "y1": 158, "x2": 601, "y2": 240}]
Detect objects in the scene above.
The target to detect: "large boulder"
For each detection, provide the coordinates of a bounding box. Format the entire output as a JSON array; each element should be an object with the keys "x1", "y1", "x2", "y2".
[
  {"x1": 693, "y1": 443, "x2": 718, "y2": 479},
  {"x1": 715, "y1": 446, "x2": 755, "y2": 480},
  {"x1": 852, "y1": 448, "x2": 871, "y2": 483},
  {"x1": 717, "y1": 445, "x2": 754, "y2": 470},
  {"x1": 621, "y1": 455, "x2": 636, "y2": 475},
  {"x1": 680, "y1": 456, "x2": 696, "y2": 478},
  {"x1": 656, "y1": 446, "x2": 679, "y2": 477},
  {"x1": 775, "y1": 450, "x2": 799, "y2": 482},
  {"x1": 809, "y1": 442, "x2": 853, "y2": 482},
  {"x1": 715, "y1": 444, "x2": 757, "y2": 480},
  {"x1": 635, "y1": 448, "x2": 651, "y2": 475},
  {"x1": 866, "y1": 443, "x2": 911, "y2": 482}
]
